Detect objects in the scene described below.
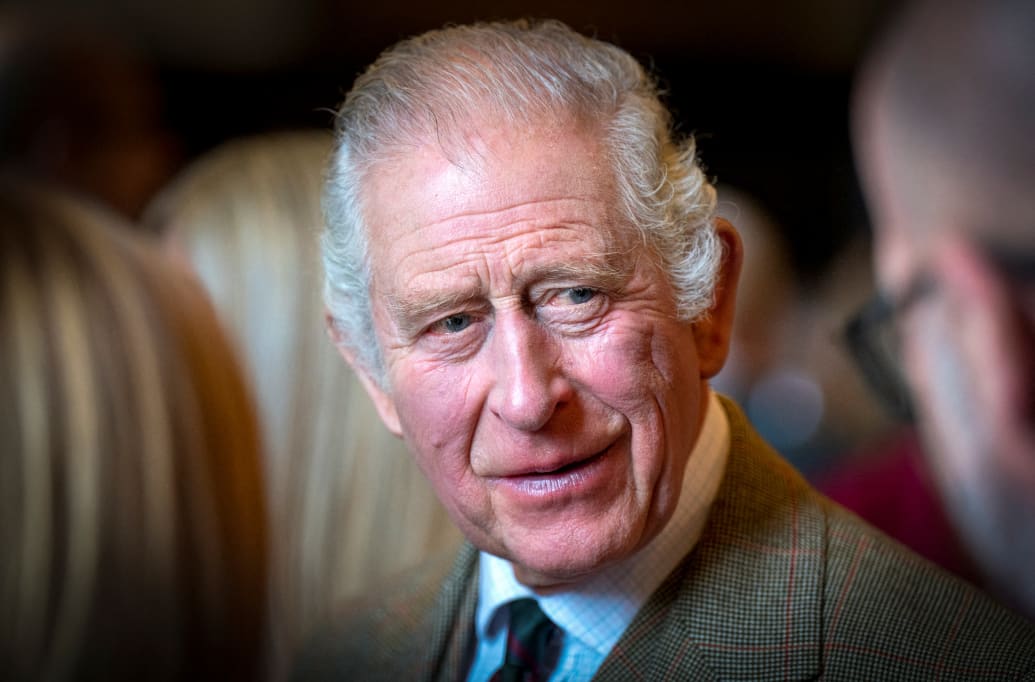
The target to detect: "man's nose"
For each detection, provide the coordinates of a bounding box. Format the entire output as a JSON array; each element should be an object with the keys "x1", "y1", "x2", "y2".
[{"x1": 487, "y1": 311, "x2": 573, "y2": 432}]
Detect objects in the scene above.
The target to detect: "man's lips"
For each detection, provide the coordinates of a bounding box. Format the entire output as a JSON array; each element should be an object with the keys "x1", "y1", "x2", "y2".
[
  {"x1": 488, "y1": 440, "x2": 620, "y2": 499},
  {"x1": 488, "y1": 436, "x2": 616, "y2": 480},
  {"x1": 495, "y1": 442, "x2": 614, "y2": 480}
]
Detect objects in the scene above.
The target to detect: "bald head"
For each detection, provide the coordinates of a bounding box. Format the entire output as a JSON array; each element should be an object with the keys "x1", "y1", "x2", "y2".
[{"x1": 855, "y1": 0, "x2": 1035, "y2": 241}]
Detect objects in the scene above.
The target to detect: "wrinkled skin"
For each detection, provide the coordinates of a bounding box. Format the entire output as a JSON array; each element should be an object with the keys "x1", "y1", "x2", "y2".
[{"x1": 341, "y1": 118, "x2": 740, "y2": 588}]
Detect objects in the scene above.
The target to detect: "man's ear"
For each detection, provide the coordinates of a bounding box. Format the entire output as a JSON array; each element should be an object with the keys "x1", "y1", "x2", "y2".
[
  {"x1": 325, "y1": 309, "x2": 403, "y2": 437},
  {"x1": 693, "y1": 217, "x2": 743, "y2": 379}
]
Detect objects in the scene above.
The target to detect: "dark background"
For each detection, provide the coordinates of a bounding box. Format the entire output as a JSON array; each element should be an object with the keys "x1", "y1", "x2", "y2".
[
  {"x1": 3, "y1": 0, "x2": 901, "y2": 283},
  {"x1": 0, "y1": 0, "x2": 908, "y2": 470}
]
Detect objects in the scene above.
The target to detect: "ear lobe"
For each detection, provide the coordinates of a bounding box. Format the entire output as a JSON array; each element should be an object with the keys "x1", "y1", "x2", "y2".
[
  {"x1": 325, "y1": 308, "x2": 404, "y2": 437},
  {"x1": 693, "y1": 218, "x2": 743, "y2": 379}
]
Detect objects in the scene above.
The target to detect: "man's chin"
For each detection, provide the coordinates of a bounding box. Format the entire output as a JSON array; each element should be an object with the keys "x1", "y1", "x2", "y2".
[
  {"x1": 505, "y1": 546, "x2": 621, "y2": 591},
  {"x1": 511, "y1": 562, "x2": 592, "y2": 591}
]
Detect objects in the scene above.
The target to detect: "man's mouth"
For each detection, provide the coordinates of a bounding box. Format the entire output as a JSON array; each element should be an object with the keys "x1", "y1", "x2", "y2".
[
  {"x1": 513, "y1": 447, "x2": 608, "y2": 477},
  {"x1": 495, "y1": 442, "x2": 618, "y2": 497}
]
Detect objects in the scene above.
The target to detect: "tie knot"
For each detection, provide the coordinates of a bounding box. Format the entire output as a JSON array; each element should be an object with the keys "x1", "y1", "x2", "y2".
[
  {"x1": 508, "y1": 599, "x2": 551, "y2": 642},
  {"x1": 493, "y1": 599, "x2": 561, "y2": 682}
]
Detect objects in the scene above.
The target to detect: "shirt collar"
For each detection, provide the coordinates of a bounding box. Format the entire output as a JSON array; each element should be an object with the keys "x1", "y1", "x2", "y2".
[{"x1": 476, "y1": 389, "x2": 730, "y2": 657}]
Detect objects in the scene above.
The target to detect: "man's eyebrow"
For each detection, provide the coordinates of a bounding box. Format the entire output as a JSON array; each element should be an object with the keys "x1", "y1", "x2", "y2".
[
  {"x1": 524, "y1": 258, "x2": 629, "y2": 291},
  {"x1": 385, "y1": 289, "x2": 485, "y2": 337}
]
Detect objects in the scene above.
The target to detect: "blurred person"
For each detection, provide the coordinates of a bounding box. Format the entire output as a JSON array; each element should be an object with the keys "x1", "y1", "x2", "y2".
[
  {"x1": 0, "y1": 11, "x2": 180, "y2": 219},
  {"x1": 144, "y1": 131, "x2": 461, "y2": 674},
  {"x1": 715, "y1": 189, "x2": 895, "y2": 475},
  {"x1": 711, "y1": 186, "x2": 798, "y2": 415},
  {"x1": 0, "y1": 177, "x2": 267, "y2": 680},
  {"x1": 851, "y1": 0, "x2": 1035, "y2": 618},
  {"x1": 295, "y1": 19, "x2": 1035, "y2": 680}
]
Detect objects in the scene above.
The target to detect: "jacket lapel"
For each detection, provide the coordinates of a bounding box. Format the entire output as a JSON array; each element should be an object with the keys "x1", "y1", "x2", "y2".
[{"x1": 595, "y1": 397, "x2": 825, "y2": 681}]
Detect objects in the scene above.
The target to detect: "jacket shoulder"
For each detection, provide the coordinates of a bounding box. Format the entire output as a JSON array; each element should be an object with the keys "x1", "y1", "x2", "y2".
[
  {"x1": 707, "y1": 396, "x2": 1035, "y2": 678},
  {"x1": 821, "y1": 501, "x2": 1035, "y2": 678}
]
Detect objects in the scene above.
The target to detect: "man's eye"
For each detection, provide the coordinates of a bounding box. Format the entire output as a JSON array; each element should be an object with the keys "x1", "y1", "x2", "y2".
[
  {"x1": 437, "y1": 313, "x2": 472, "y2": 334},
  {"x1": 565, "y1": 287, "x2": 597, "y2": 304},
  {"x1": 536, "y1": 286, "x2": 606, "y2": 332}
]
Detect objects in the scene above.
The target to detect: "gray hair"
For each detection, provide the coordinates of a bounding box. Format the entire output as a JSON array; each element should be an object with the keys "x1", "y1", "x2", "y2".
[{"x1": 323, "y1": 19, "x2": 722, "y2": 381}]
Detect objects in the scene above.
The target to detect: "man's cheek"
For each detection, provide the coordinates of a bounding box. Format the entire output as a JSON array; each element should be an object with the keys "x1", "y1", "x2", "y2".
[
  {"x1": 395, "y1": 363, "x2": 464, "y2": 420},
  {"x1": 568, "y1": 326, "x2": 652, "y2": 391},
  {"x1": 910, "y1": 313, "x2": 982, "y2": 483}
]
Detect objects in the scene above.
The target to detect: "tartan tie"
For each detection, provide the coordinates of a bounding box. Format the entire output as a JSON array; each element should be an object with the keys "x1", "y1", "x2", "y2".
[{"x1": 491, "y1": 598, "x2": 561, "y2": 682}]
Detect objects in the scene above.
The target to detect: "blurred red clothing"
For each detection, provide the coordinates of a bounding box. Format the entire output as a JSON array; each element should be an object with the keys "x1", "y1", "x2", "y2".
[{"x1": 816, "y1": 429, "x2": 981, "y2": 584}]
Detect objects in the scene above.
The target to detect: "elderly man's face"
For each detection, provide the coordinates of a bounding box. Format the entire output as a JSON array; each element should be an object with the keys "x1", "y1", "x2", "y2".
[{"x1": 352, "y1": 119, "x2": 737, "y2": 587}]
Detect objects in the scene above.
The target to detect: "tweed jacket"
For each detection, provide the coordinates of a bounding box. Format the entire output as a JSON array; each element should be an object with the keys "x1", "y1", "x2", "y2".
[{"x1": 294, "y1": 397, "x2": 1035, "y2": 680}]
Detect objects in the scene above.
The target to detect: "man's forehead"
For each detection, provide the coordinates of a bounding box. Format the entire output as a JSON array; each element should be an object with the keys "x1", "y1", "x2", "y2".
[
  {"x1": 877, "y1": 135, "x2": 1032, "y2": 246},
  {"x1": 868, "y1": 74, "x2": 1035, "y2": 241},
  {"x1": 378, "y1": 227, "x2": 633, "y2": 294},
  {"x1": 360, "y1": 123, "x2": 621, "y2": 249}
]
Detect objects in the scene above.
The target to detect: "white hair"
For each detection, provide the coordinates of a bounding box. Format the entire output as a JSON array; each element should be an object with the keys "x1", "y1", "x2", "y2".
[{"x1": 323, "y1": 19, "x2": 722, "y2": 381}]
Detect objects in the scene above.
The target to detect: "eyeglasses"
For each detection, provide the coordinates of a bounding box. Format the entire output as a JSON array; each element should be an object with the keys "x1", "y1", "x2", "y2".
[
  {"x1": 842, "y1": 242, "x2": 1035, "y2": 422},
  {"x1": 842, "y1": 274, "x2": 934, "y2": 422}
]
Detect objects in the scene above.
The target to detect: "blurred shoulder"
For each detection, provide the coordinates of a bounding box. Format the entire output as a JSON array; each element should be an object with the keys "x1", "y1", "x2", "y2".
[{"x1": 290, "y1": 544, "x2": 476, "y2": 682}]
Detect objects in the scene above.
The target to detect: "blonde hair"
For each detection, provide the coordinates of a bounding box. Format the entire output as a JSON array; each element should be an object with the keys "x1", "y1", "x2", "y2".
[
  {"x1": 146, "y1": 131, "x2": 460, "y2": 669},
  {"x1": 0, "y1": 179, "x2": 267, "y2": 680}
]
